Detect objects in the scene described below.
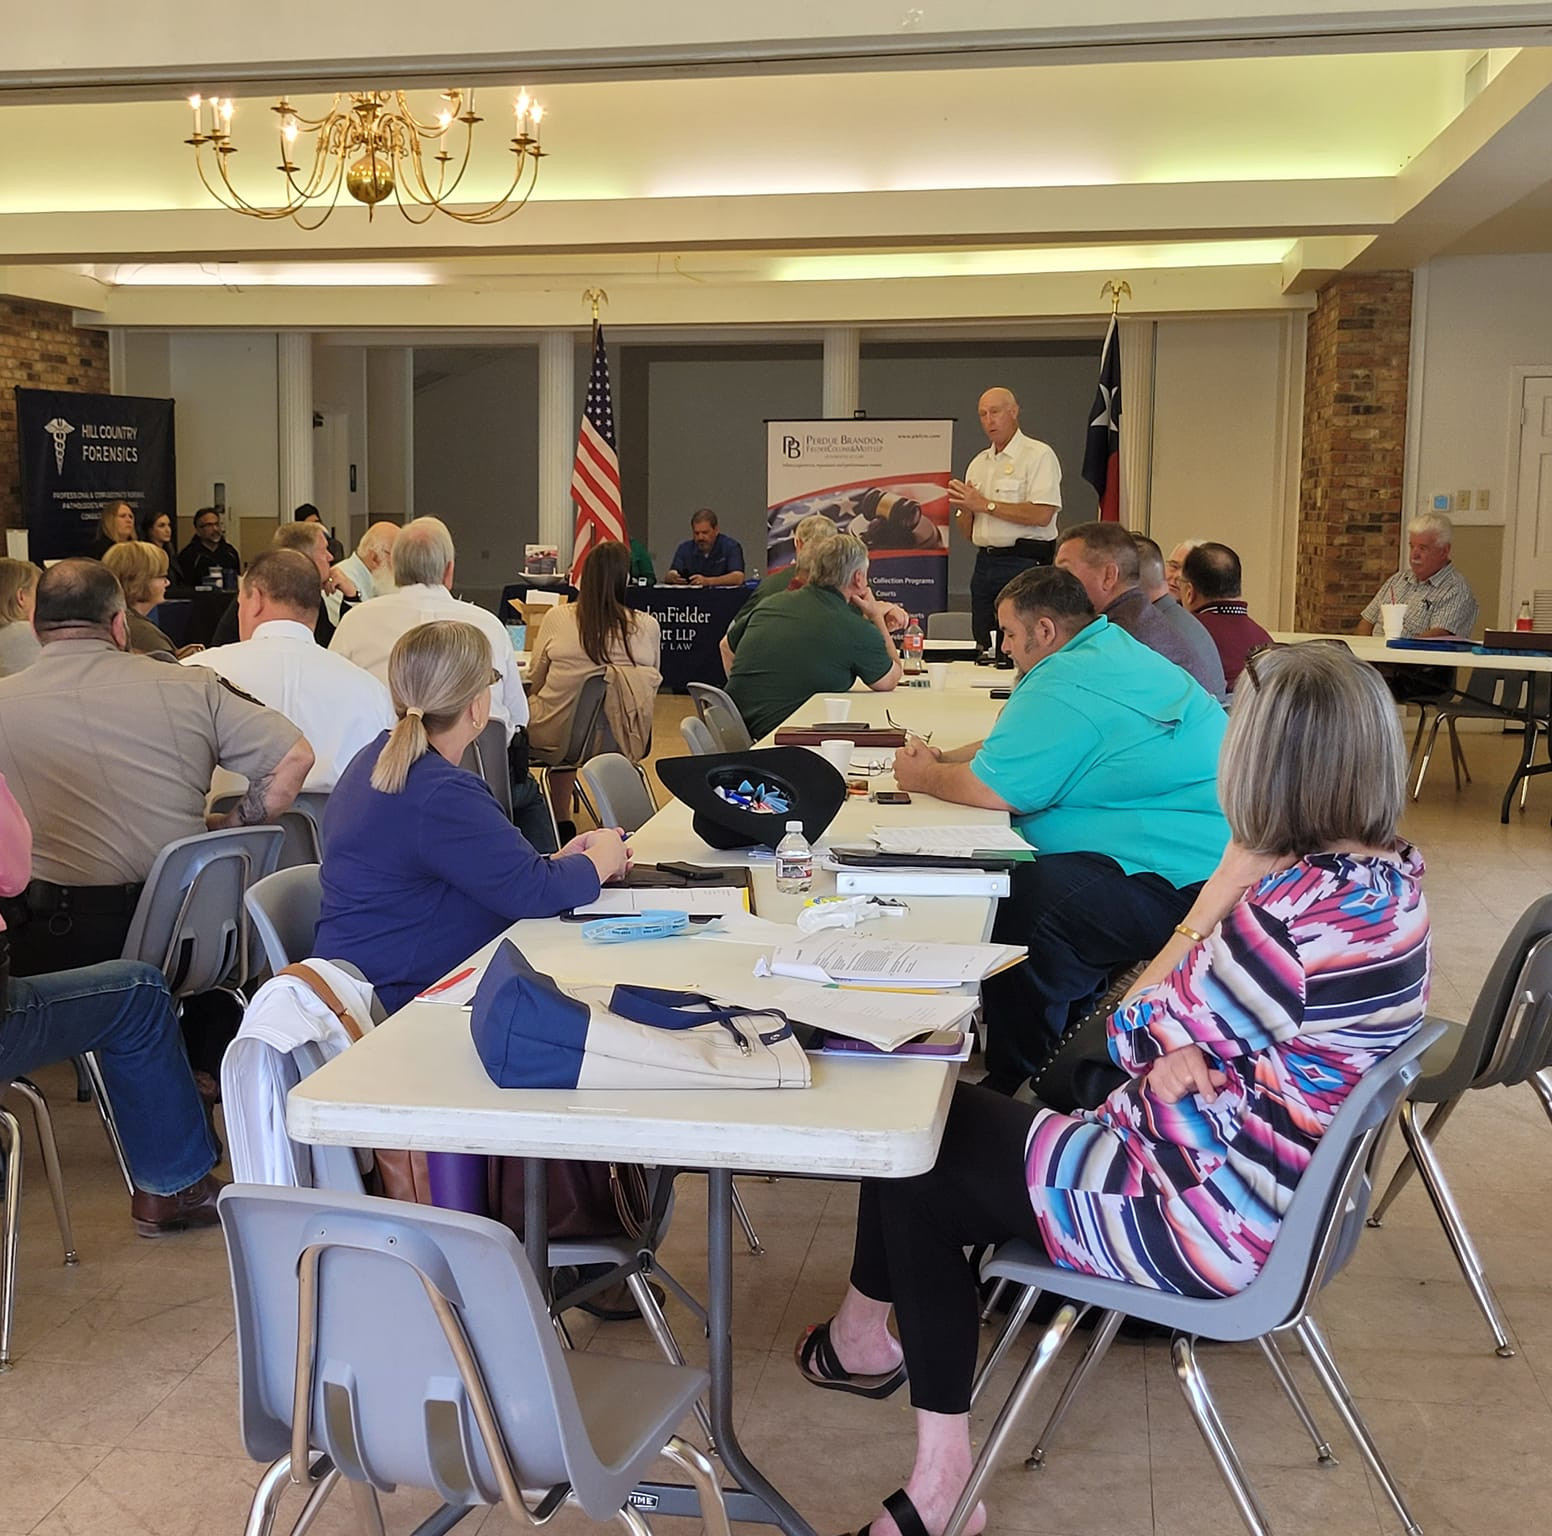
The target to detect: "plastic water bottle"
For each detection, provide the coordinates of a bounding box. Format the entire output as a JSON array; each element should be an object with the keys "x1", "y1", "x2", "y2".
[
  {"x1": 774, "y1": 820, "x2": 814, "y2": 894},
  {"x1": 903, "y1": 614, "x2": 925, "y2": 675}
]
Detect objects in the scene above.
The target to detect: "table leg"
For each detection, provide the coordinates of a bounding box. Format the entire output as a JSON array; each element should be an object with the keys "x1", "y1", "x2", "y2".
[{"x1": 523, "y1": 1157, "x2": 550, "y2": 1287}]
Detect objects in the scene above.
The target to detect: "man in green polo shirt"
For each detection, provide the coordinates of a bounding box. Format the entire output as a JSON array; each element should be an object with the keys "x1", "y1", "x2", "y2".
[
  {"x1": 893, "y1": 565, "x2": 1229, "y2": 1091},
  {"x1": 725, "y1": 532, "x2": 903, "y2": 740}
]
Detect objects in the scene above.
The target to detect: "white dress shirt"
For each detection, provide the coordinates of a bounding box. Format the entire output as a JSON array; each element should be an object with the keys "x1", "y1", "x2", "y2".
[
  {"x1": 327, "y1": 582, "x2": 529, "y2": 738},
  {"x1": 183, "y1": 619, "x2": 396, "y2": 791},
  {"x1": 333, "y1": 551, "x2": 393, "y2": 604},
  {"x1": 964, "y1": 429, "x2": 1064, "y2": 547}
]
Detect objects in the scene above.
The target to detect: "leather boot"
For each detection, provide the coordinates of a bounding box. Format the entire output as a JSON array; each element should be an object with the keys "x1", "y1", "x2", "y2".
[{"x1": 131, "y1": 1172, "x2": 226, "y2": 1238}]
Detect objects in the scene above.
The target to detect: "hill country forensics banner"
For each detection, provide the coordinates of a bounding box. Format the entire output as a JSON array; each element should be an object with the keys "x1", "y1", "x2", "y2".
[
  {"x1": 16, "y1": 389, "x2": 176, "y2": 561},
  {"x1": 766, "y1": 420, "x2": 954, "y2": 614}
]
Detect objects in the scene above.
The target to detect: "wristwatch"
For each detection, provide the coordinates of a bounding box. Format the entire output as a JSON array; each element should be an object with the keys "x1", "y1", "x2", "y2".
[{"x1": 986, "y1": 501, "x2": 998, "y2": 514}]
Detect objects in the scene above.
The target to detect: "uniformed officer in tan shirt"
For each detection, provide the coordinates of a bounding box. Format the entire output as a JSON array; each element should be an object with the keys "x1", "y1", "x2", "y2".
[{"x1": 0, "y1": 559, "x2": 313, "y2": 977}]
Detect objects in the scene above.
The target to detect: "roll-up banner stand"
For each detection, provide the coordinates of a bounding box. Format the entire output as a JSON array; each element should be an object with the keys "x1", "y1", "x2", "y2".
[
  {"x1": 766, "y1": 419, "x2": 954, "y2": 615},
  {"x1": 15, "y1": 388, "x2": 177, "y2": 561}
]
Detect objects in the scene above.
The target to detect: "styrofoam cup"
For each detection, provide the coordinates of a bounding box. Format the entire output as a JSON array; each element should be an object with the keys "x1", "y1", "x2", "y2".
[
  {"x1": 818, "y1": 738, "x2": 853, "y2": 777},
  {"x1": 823, "y1": 696, "x2": 851, "y2": 722},
  {"x1": 1380, "y1": 603, "x2": 1407, "y2": 640},
  {"x1": 927, "y1": 662, "x2": 949, "y2": 689}
]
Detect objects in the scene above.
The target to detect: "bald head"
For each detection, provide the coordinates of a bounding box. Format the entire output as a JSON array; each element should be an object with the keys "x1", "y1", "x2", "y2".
[
  {"x1": 358, "y1": 521, "x2": 400, "y2": 571},
  {"x1": 977, "y1": 388, "x2": 1020, "y2": 451}
]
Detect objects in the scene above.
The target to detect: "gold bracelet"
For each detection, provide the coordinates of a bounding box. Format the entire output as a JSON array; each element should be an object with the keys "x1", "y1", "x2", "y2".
[{"x1": 1173, "y1": 923, "x2": 1206, "y2": 944}]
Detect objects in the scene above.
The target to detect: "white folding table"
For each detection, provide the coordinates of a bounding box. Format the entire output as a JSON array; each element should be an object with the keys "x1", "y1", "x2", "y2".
[{"x1": 287, "y1": 680, "x2": 1011, "y2": 1536}]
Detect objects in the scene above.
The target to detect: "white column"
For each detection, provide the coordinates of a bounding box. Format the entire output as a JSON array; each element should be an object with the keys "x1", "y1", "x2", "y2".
[
  {"x1": 822, "y1": 327, "x2": 860, "y2": 418},
  {"x1": 537, "y1": 330, "x2": 576, "y2": 553},
  {"x1": 276, "y1": 331, "x2": 314, "y2": 517}
]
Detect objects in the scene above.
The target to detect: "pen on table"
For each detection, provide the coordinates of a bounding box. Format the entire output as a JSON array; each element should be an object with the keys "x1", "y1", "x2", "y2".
[{"x1": 823, "y1": 982, "x2": 944, "y2": 995}]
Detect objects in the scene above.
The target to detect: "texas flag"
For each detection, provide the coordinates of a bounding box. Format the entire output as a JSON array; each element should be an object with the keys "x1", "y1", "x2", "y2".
[{"x1": 1082, "y1": 315, "x2": 1122, "y2": 522}]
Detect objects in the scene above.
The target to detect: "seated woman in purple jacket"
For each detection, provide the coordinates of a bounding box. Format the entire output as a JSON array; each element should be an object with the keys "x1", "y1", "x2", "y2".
[{"x1": 316, "y1": 620, "x2": 628, "y2": 1014}]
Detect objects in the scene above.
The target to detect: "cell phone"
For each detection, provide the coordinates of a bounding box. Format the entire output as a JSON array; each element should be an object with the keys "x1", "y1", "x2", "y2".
[{"x1": 871, "y1": 790, "x2": 913, "y2": 805}]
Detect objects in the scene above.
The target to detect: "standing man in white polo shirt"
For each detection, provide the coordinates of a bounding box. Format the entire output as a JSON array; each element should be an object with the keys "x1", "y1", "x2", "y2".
[{"x1": 947, "y1": 387, "x2": 1064, "y2": 659}]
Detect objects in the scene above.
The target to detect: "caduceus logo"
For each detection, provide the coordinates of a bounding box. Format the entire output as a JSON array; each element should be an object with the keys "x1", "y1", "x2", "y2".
[{"x1": 43, "y1": 417, "x2": 74, "y2": 473}]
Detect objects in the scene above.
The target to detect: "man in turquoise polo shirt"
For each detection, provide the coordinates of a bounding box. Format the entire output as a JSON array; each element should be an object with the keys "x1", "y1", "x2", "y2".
[
  {"x1": 726, "y1": 532, "x2": 903, "y2": 741},
  {"x1": 893, "y1": 565, "x2": 1229, "y2": 1091}
]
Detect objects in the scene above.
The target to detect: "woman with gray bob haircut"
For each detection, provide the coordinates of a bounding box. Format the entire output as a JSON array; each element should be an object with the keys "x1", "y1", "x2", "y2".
[{"x1": 796, "y1": 640, "x2": 1429, "y2": 1536}]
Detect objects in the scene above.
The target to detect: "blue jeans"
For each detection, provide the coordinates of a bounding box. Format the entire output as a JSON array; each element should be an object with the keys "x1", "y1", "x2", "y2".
[{"x1": 1, "y1": 960, "x2": 218, "y2": 1196}]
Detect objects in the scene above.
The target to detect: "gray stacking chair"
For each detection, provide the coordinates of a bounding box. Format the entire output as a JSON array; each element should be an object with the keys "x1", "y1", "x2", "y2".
[
  {"x1": 244, "y1": 864, "x2": 323, "y2": 977},
  {"x1": 1410, "y1": 668, "x2": 1550, "y2": 808},
  {"x1": 531, "y1": 672, "x2": 610, "y2": 819},
  {"x1": 74, "y1": 824, "x2": 287, "y2": 1198},
  {"x1": 459, "y1": 716, "x2": 514, "y2": 821},
  {"x1": 578, "y1": 753, "x2": 657, "y2": 835},
  {"x1": 680, "y1": 716, "x2": 718, "y2": 756},
  {"x1": 1367, "y1": 895, "x2": 1552, "y2": 1355},
  {"x1": 208, "y1": 792, "x2": 330, "y2": 871},
  {"x1": 0, "y1": 1080, "x2": 78, "y2": 1371},
  {"x1": 950, "y1": 1023, "x2": 1442, "y2": 1536},
  {"x1": 219, "y1": 1185, "x2": 730, "y2": 1536},
  {"x1": 926, "y1": 611, "x2": 973, "y2": 641},
  {"x1": 686, "y1": 683, "x2": 753, "y2": 752}
]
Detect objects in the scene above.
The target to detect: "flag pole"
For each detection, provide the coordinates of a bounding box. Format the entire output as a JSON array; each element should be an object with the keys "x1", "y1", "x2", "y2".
[{"x1": 1099, "y1": 278, "x2": 1131, "y2": 315}]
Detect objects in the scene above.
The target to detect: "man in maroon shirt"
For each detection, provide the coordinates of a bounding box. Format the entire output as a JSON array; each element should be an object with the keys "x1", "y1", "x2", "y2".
[{"x1": 1181, "y1": 542, "x2": 1272, "y2": 691}]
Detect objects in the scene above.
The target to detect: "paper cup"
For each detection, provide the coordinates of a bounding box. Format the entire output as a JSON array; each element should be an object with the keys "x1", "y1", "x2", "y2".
[
  {"x1": 1380, "y1": 603, "x2": 1407, "y2": 640},
  {"x1": 823, "y1": 696, "x2": 852, "y2": 722},
  {"x1": 927, "y1": 661, "x2": 949, "y2": 690},
  {"x1": 818, "y1": 738, "x2": 853, "y2": 777}
]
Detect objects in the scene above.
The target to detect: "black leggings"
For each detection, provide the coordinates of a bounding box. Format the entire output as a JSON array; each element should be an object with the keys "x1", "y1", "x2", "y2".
[{"x1": 849, "y1": 1080, "x2": 1049, "y2": 1414}]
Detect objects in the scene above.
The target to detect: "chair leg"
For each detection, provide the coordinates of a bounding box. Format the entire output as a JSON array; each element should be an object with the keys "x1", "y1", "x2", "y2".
[
  {"x1": 661, "y1": 1434, "x2": 734, "y2": 1536},
  {"x1": 1411, "y1": 715, "x2": 1447, "y2": 800},
  {"x1": 978, "y1": 1277, "x2": 1009, "y2": 1325},
  {"x1": 1446, "y1": 717, "x2": 1471, "y2": 790},
  {"x1": 241, "y1": 1455, "x2": 296, "y2": 1536},
  {"x1": 1293, "y1": 1317, "x2": 1424, "y2": 1536},
  {"x1": 1172, "y1": 1335, "x2": 1274, "y2": 1536},
  {"x1": 729, "y1": 1178, "x2": 764, "y2": 1256},
  {"x1": 968, "y1": 1283, "x2": 1043, "y2": 1406},
  {"x1": 0, "y1": 1107, "x2": 21, "y2": 1372},
  {"x1": 1397, "y1": 1099, "x2": 1516, "y2": 1356},
  {"x1": 290, "y1": 1465, "x2": 343, "y2": 1536},
  {"x1": 625, "y1": 1271, "x2": 715, "y2": 1447},
  {"x1": 1528, "y1": 1068, "x2": 1552, "y2": 1126},
  {"x1": 1368, "y1": 1096, "x2": 1460, "y2": 1226},
  {"x1": 345, "y1": 1478, "x2": 387, "y2": 1536},
  {"x1": 72, "y1": 1055, "x2": 93, "y2": 1102},
  {"x1": 943, "y1": 1304, "x2": 1083, "y2": 1536},
  {"x1": 1024, "y1": 1309, "x2": 1124, "y2": 1469},
  {"x1": 6, "y1": 1079, "x2": 76, "y2": 1265},
  {"x1": 1257, "y1": 1333, "x2": 1336, "y2": 1465},
  {"x1": 616, "y1": 1503, "x2": 654, "y2": 1536},
  {"x1": 77, "y1": 1054, "x2": 135, "y2": 1196}
]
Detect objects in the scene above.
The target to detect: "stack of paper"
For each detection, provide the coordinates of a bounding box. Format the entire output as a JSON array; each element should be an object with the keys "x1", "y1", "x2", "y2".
[
  {"x1": 871, "y1": 826, "x2": 1035, "y2": 860},
  {"x1": 754, "y1": 934, "x2": 1025, "y2": 989},
  {"x1": 572, "y1": 886, "x2": 749, "y2": 917}
]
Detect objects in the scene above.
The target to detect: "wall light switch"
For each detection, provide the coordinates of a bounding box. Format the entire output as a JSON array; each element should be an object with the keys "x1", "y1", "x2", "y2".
[
  {"x1": 1478, "y1": 488, "x2": 1491, "y2": 511},
  {"x1": 1455, "y1": 490, "x2": 1472, "y2": 511},
  {"x1": 1431, "y1": 493, "x2": 1452, "y2": 513}
]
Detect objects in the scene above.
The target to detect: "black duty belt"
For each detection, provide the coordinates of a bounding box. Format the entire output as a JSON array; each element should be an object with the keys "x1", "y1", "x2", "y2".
[
  {"x1": 979, "y1": 540, "x2": 1055, "y2": 564},
  {"x1": 23, "y1": 879, "x2": 145, "y2": 918}
]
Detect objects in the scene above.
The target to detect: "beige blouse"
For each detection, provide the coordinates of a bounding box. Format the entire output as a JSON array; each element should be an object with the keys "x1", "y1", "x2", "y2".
[{"x1": 526, "y1": 605, "x2": 662, "y2": 759}]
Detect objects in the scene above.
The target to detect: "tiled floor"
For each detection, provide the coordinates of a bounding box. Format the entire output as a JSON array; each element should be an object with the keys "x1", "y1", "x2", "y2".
[{"x1": 4, "y1": 716, "x2": 1552, "y2": 1536}]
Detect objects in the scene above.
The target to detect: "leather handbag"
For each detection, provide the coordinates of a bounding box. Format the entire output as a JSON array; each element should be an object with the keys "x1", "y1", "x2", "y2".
[
  {"x1": 486, "y1": 1157, "x2": 654, "y2": 1242},
  {"x1": 1029, "y1": 1004, "x2": 1127, "y2": 1114},
  {"x1": 469, "y1": 939, "x2": 811, "y2": 1092}
]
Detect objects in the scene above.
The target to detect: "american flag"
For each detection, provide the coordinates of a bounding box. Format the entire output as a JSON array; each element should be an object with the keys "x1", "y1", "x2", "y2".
[{"x1": 570, "y1": 323, "x2": 626, "y2": 579}]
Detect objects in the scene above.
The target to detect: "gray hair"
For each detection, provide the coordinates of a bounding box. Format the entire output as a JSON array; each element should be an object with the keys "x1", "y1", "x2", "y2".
[
  {"x1": 358, "y1": 521, "x2": 400, "y2": 562},
  {"x1": 1219, "y1": 642, "x2": 1404, "y2": 856},
  {"x1": 793, "y1": 513, "x2": 839, "y2": 570},
  {"x1": 393, "y1": 516, "x2": 457, "y2": 588},
  {"x1": 1406, "y1": 512, "x2": 1454, "y2": 549},
  {"x1": 806, "y1": 531, "x2": 869, "y2": 593}
]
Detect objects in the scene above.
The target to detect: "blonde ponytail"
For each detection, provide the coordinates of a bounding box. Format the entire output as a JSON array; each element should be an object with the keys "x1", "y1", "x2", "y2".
[{"x1": 370, "y1": 622, "x2": 492, "y2": 794}]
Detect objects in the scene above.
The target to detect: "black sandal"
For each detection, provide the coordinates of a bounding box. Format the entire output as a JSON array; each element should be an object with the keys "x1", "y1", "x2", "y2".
[
  {"x1": 855, "y1": 1487, "x2": 932, "y2": 1536},
  {"x1": 795, "y1": 1321, "x2": 907, "y2": 1400}
]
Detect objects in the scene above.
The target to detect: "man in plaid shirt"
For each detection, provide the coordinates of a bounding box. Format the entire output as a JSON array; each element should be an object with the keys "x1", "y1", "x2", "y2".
[{"x1": 1358, "y1": 512, "x2": 1479, "y2": 638}]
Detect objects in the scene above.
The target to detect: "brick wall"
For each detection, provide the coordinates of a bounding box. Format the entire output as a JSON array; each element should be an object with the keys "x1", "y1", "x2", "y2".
[
  {"x1": 0, "y1": 298, "x2": 111, "y2": 529},
  {"x1": 1295, "y1": 272, "x2": 1412, "y2": 631}
]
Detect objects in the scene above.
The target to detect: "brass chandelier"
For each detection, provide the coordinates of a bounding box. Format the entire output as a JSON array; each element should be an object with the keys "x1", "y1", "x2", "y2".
[{"x1": 184, "y1": 88, "x2": 545, "y2": 227}]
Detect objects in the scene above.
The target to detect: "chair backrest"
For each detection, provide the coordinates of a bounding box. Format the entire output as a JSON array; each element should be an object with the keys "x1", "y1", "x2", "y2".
[
  {"x1": 926, "y1": 611, "x2": 973, "y2": 641},
  {"x1": 1211, "y1": 1021, "x2": 1444, "y2": 1338},
  {"x1": 1471, "y1": 931, "x2": 1552, "y2": 1090},
  {"x1": 219, "y1": 1185, "x2": 700, "y2": 1518},
  {"x1": 686, "y1": 683, "x2": 753, "y2": 752},
  {"x1": 551, "y1": 672, "x2": 610, "y2": 771},
  {"x1": 244, "y1": 864, "x2": 323, "y2": 973},
  {"x1": 680, "y1": 716, "x2": 718, "y2": 756},
  {"x1": 1457, "y1": 668, "x2": 1531, "y2": 711},
  {"x1": 577, "y1": 753, "x2": 656, "y2": 835},
  {"x1": 122, "y1": 826, "x2": 285, "y2": 997},
  {"x1": 1436, "y1": 893, "x2": 1552, "y2": 1094},
  {"x1": 459, "y1": 717, "x2": 514, "y2": 820}
]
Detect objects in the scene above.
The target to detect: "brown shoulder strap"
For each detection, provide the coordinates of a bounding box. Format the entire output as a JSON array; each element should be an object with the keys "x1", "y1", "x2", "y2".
[{"x1": 279, "y1": 962, "x2": 366, "y2": 1042}]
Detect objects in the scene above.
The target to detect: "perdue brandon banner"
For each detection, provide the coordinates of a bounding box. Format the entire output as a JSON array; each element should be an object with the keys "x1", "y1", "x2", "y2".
[
  {"x1": 16, "y1": 388, "x2": 177, "y2": 561},
  {"x1": 766, "y1": 419, "x2": 954, "y2": 615}
]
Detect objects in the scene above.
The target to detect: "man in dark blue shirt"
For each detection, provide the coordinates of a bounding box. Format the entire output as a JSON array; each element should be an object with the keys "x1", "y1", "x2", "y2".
[{"x1": 665, "y1": 508, "x2": 746, "y2": 587}]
